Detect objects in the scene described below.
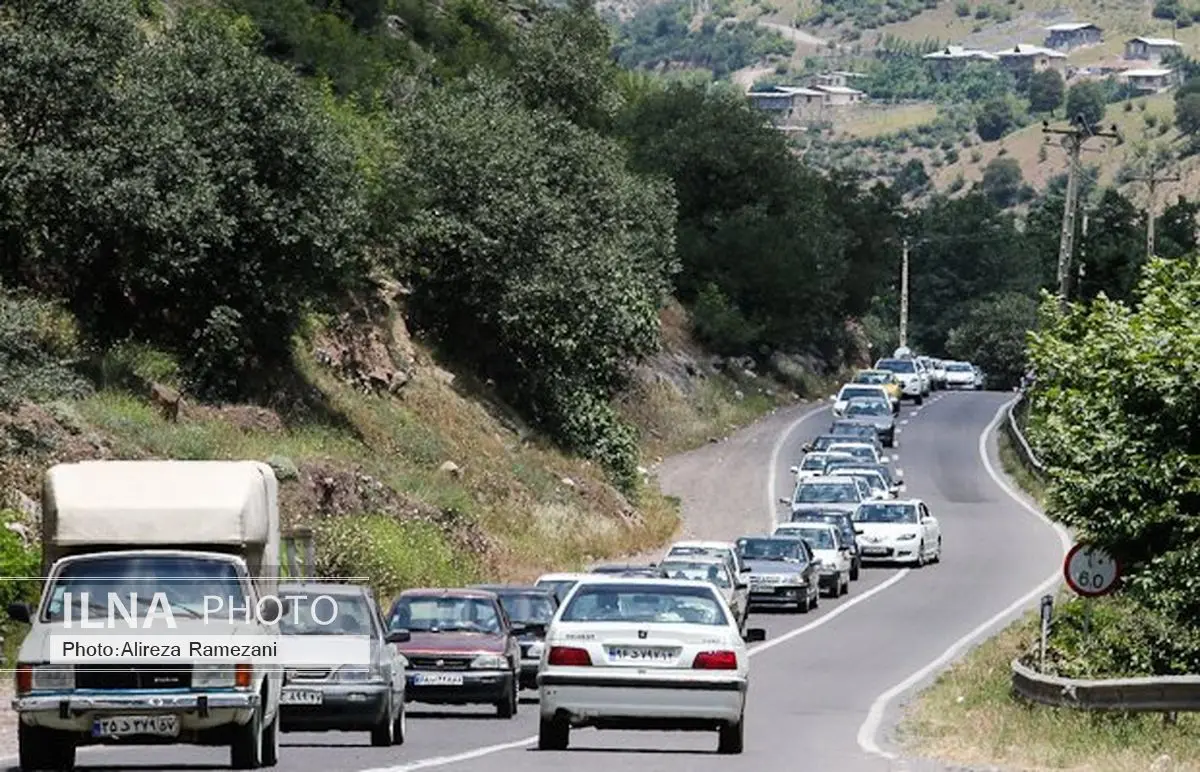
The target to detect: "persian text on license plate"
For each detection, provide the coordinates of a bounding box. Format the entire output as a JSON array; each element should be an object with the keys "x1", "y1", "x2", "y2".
[
  {"x1": 280, "y1": 689, "x2": 324, "y2": 705},
  {"x1": 412, "y1": 672, "x2": 464, "y2": 686},
  {"x1": 606, "y1": 646, "x2": 676, "y2": 662},
  {"x1": 861, "y1": 547, "x2": 889, "y2": 555},
  {"x1": 92, "y1": 715, "x2": 179, "y2": 738}
]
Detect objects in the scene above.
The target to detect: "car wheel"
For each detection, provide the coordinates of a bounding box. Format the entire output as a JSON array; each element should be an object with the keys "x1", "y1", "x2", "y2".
[
  {"x1": 840, "y1": 572, "x2": 849, "y2": 596},
  {"x1": 496, "y1": 677, "x2": 518, "y2": 718},
  {"x1": 19, "y1": 722, "x2": 75, "y2": 771},
  {"x1": 538, "y1": 715, "x2": 569, "y2": 750},
  {"x1": 230, "y1": 698, "x2": 264, "y2": 769},
  {"x1": 371, "y1": 695, "x2": 395, "y2": 746},
  {"x1": 261, "y1": 708, "x2": 280, "y2": 766},
  {"x1": 916, "y1": 541, "x2": 926, "y2": 567},
  {"x1": 914, "y1": 395, "x2": 924, "y2": 406},
  {"x1": 850, "y1": 558, "x2": 860, "y2": 581},
  {"x1": 932, "y1": 537, "x2": 942, "y2": 564},
  {"x1": 393, "y1": 698, "x2": 407, "y2": 745},
  {"x1": 717, "y1": 714, "x2": 745, "y2": 754}
]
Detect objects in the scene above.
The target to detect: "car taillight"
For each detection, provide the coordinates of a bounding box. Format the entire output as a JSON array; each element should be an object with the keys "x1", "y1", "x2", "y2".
[
  {"x1": 547, "y1": 646, "x2": 591, "y2": 666},
  {"x1": 15, "y1": 664, "x2": 31, "y2": 695},
  {"x1": 235, "y1": 663, "x2": 253, "y2": 689},
  {"x1": 692, "y1": 650, "x2": 738, "y2": 670}
]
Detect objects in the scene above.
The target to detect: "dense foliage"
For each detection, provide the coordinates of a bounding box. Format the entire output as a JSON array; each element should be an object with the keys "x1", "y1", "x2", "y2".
[
  {"x1": 1026, "y1": 257, "x2": 1200, "y2": 663},
  {"x1": 804, "y1": 0, "x2": 939, "y2": 29},
  {"x1": 613, "y1": 2, "x2": 793, "y2": 78}
]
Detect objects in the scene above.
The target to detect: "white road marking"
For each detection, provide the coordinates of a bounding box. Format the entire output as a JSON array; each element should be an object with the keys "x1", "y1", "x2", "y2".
[
  {"x1": 891, "y1": 454, "x2": 899, "y2": 462},
  {"x1": 855, "y1": 396, "x2": 1073, "y2": 761},
  {"x1": 900, "y1": 420, "x2": 909, "y2": 425},
  {"x1": 764, "y1": 402, "x2": 833, "y2": 531}
]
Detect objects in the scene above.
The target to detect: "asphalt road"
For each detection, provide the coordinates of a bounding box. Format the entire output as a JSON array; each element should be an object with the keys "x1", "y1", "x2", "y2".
[{"x1": 4, "y1": 390, "x2": 1067, "y2": 772}]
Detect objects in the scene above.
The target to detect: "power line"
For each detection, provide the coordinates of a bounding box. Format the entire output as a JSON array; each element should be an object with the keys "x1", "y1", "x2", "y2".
[{"x1": 1128, "y1": 166, "x2": 1180, "y2": 261}]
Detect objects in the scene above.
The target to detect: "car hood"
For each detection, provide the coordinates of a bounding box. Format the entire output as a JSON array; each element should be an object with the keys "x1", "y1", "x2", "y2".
[
  {"x1": 396, "y1": 631, "x2": 506, "y2": 654},
  {"x1": 846, "y1": 416, "x2": 893, "y2": 430},
  {"x1": 809, "y1": 548, "x2": 842, "y2": 563},
  {"x1": 744, "y1": 559, "x2": 805, "y2": 574},
  {"x1": 793, "y1": 501, "x2": 858, "y2": 515}
]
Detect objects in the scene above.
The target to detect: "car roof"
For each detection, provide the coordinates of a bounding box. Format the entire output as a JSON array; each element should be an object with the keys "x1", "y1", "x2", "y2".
[
  {"x1": 669, "y1": 540, "x2": 733, "y2": 550},
  {"x1": 659, "y1": 554, "x2": 727, "y2": 566},
  {"x1": 279, "y1": 582, "x2": 371, "y2": 597},
  {"x1": 568, "y1": 575, "x2": 723, "y2": 590},
  {"x1": 471, "y1": 584, "x2": 552, "y2": 595},
  {"x1": 397, "y1": 588, "x2": 498, "y2": 599},
  {"x1": 536, "y1": 572, "x2": 592, "y2": 581},
  {"x1": 777, "y1": 521, "x2": 837, "y2": 530},
  {"x1": 800, "y1": 476, "x2": 859, "y2": 485}
]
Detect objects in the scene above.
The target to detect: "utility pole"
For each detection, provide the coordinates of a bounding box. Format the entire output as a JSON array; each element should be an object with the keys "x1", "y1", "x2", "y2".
[
  {"x1": 1042, "y1": 115, "x2": 1121, "y2": 310},
  {"x1": 899, "y1": 236, "x2": 909, "y2": 348},
  {"x1": 1129, "y1": 167, "x2": 1180, "y2": 260}
]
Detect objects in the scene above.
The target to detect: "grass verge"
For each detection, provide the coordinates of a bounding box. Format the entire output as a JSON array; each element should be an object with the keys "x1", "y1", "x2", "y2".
[{"x1": 898, "y1": 420, "x2": 1200, "y2": 770}]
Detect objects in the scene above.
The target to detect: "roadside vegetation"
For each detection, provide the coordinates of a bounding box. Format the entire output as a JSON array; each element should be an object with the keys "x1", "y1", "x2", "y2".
[{"x1": 901, "y1": 255, "x2": 1200, "y2": 768}]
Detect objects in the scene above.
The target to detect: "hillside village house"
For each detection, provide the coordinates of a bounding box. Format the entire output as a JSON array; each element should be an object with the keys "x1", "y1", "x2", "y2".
[
  {"x1": 1044, "y1": 22, "x2": 1102, "y2": 51},
  {"x1": 1122, "y1": 67, "x2": 1178, "y2": 94},
  {"x1": 995, "y1": 44, "x2": 1068, "y2": 74},
  {"x1": 813, "y1": 84, "x2": 865, "y2": 105},
  {"x1": 748, "y1": 86, "x2": 828, "y2": 124},
  {"x1": 1124, "y1": 36, "x2": 1183, "y2": 62},
  {"x1": 922, "y1": 45, "x2": 998, "y2": 76},
  {"x1": 812, "y1": 71, "x2": 866, "y2": 89}
]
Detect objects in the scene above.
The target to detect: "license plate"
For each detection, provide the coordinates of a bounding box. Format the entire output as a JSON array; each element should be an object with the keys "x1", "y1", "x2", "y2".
[
  {"x1": 861, "y1": 547, "x2": 889, "y2": 555},
  {"x1": 92, "y1": 715, "x2": 179, "y2": 738},
  {"x1": 280, "y1": 689, "x2": 324, "y2": 705},
  {"x1": 412, "y1": 672, "x2": 464, "y2": 686},
  {"x1": 606, "y1": 646, "x2": 676, "y2": 662}
]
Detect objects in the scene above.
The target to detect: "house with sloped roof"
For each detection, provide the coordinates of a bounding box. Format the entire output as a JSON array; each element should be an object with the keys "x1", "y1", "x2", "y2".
[
  {"x1": 1044, "y1": 22, "x2": 1102, "y2": 51},
  {"x1": 747, "y1": 86, "x2": 829, "y2": 125},
  {"x1": 1124, "y1": 36, "x2": 1183, "y2": 62},
  {"x1": 1122, "y1": 67, "x2": 1179, "y2": 94},
  {"x1": 922, "y1": 45, "x2": 998, "y2": 76},
  {"x1": 995, "y1": 44, "x2": 1068, "y2": 74}
]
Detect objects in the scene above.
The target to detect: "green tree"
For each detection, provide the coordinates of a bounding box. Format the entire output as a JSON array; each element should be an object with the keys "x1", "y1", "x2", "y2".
[
  {"x1": 1077, "y1": 188, "x2": 1145, "y2": 303},
  {"x1": 1173, "y1": 91, "x2": 1200, "y2": 135},
  {"x1": 392, "y1": 74, "x2": 678, "y2": 490},
  {"x1": 1155, "y1": 196, "x2": 1200, "y2": 258},
  {"x1": 975, "y1": 97, "x2": 1014, "y2": 141},
  {"x1": 892, "y1": 158, "x2": 929, "y2": 196},
  {"x1": 944, "y1": 292, "x2": 1036, "y2": 388},
  {"x1": 1065, "y1": 80, "x2": 1106, "y2": 126},
  {"x1": 1027, "y1": 68, "x2": 1064, "y2": 113},
  {"x1": 1026, "y1": 257, "x2": 1200, "y2": 640},
  {"x1": 979, "y1": 156, "x2": 1024, "y2": 207}
]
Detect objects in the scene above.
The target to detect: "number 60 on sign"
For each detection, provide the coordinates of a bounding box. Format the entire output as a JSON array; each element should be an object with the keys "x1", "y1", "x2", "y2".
[{"x1": 1063, "y1": 543, "x2": 1120, "y2": 597}]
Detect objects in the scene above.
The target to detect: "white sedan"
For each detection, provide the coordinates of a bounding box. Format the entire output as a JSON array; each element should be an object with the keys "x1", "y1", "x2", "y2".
[
  {"x1": 789, "y1": 451, "x2": 854, "y2": 480},
  {"x1": 943, "y1": 361, "x2": 977, "y2": 389},
  {"x1": 851, "y1": 499, "x2": 942, "y2": 566},
  {"x1": 831, "y1": 384, "x2": 893, "y2": 417},
  {"x1": 537, "y1": 576, "x2": 765, "y2": 754},
  {"x1": 772, "y1": 522, "x2": 852, "y2": 596}
]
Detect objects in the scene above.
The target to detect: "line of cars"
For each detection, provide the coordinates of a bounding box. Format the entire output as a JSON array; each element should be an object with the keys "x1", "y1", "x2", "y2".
[
  {"x1": 862, "y1": 347, "x2": 985, "y2": 405},
  {"x1": 267, "y1": 350, "x2": 962, "y2": 757}
]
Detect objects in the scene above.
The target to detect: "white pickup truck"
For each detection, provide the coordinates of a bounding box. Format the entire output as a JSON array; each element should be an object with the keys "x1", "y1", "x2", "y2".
[{"x1": 7, "y1": 460, "x2": 284, "y2": 770}]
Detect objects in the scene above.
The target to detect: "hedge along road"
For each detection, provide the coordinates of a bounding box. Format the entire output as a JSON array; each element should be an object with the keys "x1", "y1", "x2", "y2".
[{"x1": 8, "y1": 391, "x2": 1067, "y2": 772}]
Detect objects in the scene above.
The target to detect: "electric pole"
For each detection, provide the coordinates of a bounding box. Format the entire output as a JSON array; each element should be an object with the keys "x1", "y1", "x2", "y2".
[
  {"x1": 1042, "y1": 115, "x2": 1121, "y2": 310},
  {"x1": 1129, "y1": 167, "x2": 1180, "y2": 260},
  {"x1": 899, "y1": 236, "x2": 909, "y2": 348}
]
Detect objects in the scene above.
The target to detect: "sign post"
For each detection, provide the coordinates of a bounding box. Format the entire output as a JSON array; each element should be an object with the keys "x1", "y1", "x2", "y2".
[
  {"x1": 1039, "y1": 594, "x2": 1054, "y2": 671},
  {"x1": 1063, "y1": 542, "x2": 1121, "y2": 640}
]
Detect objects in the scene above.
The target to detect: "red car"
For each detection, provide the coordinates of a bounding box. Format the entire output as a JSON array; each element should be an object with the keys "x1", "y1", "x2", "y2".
[{"x1": 386, "y1": 588, "x2": 523, "y2": 718}]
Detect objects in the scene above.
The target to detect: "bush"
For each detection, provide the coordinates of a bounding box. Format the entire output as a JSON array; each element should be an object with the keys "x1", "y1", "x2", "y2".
[
  {"x1": 0, "y1": 509, "x2": 38, "y2": 608},
  {"x1": 1045, "y1": 595, "x2": 1200, "y2": 677},
  {"x1": 0, "y1": 290, "x2": 91, "y2": 409}
]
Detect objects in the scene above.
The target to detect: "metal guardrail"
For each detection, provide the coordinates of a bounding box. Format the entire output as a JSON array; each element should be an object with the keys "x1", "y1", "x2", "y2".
[
  {"x1": 1012, "y1": 658, "x2": 1200, "y2": 711},
  {"x1": 1003, "y1": 391, "x2": 1047, "y2": 482}
]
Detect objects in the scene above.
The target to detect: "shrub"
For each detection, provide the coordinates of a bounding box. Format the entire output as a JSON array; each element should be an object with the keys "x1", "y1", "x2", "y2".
[
  {"x1": 0, "y1": 509, "x2": 38, "y2": 608},
  {"x1": 0, "y1": 290, "x2": 91, "y2": 409}
]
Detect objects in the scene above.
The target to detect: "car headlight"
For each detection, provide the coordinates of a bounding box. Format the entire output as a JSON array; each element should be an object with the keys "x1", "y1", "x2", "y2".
[
  {"x1": 470, "y1": 654, "x2": 508, "y2": 669},
  {"x1": 193, "y1": 664, "x2": 236, "y2": 689},
  {"x1": 788, "y1": 574, "x2": 806, "y2": 584},
  {"x1": 16, "y1": 664, "x2": 74, "y2": 694},
  {"x1": 335, "y1": 665, "x2": 383, "y2": 683},
  {"x1": 525, "y1": 642, "x2": 545, "y2": 659},
  {"x1": 897, "y1": 532, "x2": 918, "y2": 541}
]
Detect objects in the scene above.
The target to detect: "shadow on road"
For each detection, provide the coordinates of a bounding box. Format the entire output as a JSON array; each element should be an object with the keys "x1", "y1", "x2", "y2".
[
  {"x1": 527, "y1": 747, "x2": 715, "y2": 755},
  {"x1": 406, "y1": 710, "x2": 508, "y2": 721}
]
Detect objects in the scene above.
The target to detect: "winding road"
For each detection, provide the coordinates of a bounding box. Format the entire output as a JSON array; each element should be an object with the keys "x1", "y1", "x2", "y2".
[{"x1": 2, "y1": 391, "x2": 1068, "y2": 772}]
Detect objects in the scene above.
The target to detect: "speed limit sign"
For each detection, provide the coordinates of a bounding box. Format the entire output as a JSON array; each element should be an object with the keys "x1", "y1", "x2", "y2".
[{"x1": 1064, "y1": 543, "x2": 1120, "y2": 597}]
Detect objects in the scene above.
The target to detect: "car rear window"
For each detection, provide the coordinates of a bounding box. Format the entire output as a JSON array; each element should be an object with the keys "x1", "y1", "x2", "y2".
[
  {"x1": 559, "y1": 583, "x2": 728, "y2": 625},
  {"x1": 876, "y1": 359, "x2": 916, "y2": 373}
]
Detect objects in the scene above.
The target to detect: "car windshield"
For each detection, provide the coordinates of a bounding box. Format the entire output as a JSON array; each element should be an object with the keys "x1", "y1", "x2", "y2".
[
  {"x1": 831, "y1": 463, "x2": 892, "y2": 484},
  {"x1": 800, "y1": 455, "x2": 827, "y2": 470},
  {"x1": 796, "y1": 482, "x2": 858, "y2": 502},
  {"x1": 41, "y1": 555, "x2": 247, "y2": 623},
  {"x1": 388, "y1": 596, "x2": 502, "y2": 634},
  {"x1": 810, "y1": 513, "x2": 854, "y2": 534},
  {"x1": 855, "y1": 372, "x2": 890, "y2": 384},
  {"x1": 840, "y1": 386, "x2": 881, "y2": 400},
  {"x1": 280, "y1": 592, "x2": 375, "y2": 636},
  {"x1": 736, "y1": 537, "x2": 803, "y2": 562},
  {"x1": 877, "y1": 359, "x2": 916, "y2": 374},
  {"x1": 667, "y1": 546, "x2": 726, "y2": 562},
  {"x1": 830, "y1": 423, "x2": 875, "y2": 438},
  {"x1": 495, "y1": 592, "x2": 556, "y2": 624},
  {"x1": 831, "y1": 446, "x2": 876, "y2": 462},
  {"x1": 846, "y1": 401, "x2": 888, "y2": 418},
  {"x1": 948, "y1": 362, "x2": 972, "y2": 371},
  {"x1": 855, "y1": 503, "x2": 919, "y2": 524},
  {"x1": 792, "y1": 528, "x2": 835, "y2": 549},
  {"x1": 811, "y1": 436, "x2": 839, "y2": 450},
  {"x1": 534, "y1": 579, "x2": 578, "y2": 604},
  {"x1": 658, "y1": 561, "x2": 731, "y2": 588},
  {"x1": 559, "y1": 583, "x2": 728, "y2": 626}
]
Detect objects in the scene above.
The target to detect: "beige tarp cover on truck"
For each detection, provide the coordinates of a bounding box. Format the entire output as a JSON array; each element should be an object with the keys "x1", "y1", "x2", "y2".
[{"x1": 43, "y1": 460, "x2": 276, "y2": 548}]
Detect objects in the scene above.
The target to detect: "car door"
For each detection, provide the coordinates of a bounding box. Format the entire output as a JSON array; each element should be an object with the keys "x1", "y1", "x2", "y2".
[
  {"x1": 725, "y1": 553, "x2": 749, "y2": 620},
  {"x1": 369, "y1": 592, "x2": 403, "y2": 705},
  {"x1": 919, "y1": 502, "x2": 940, "y2": 547},
  {"x1": 798, "y1": 540, "x2": 817, "y2": 588},
  {"x1": 495, "y1": 600, "x2": 521, "y2": 675}
]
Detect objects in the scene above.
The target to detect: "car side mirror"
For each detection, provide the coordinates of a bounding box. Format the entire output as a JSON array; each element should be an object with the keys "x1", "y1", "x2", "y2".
[
  {"x1": 829, "y1": 395, "x2": 837, "y2": 401},
  {"x1": 778, "y1": 497, "x2": 791, "y2": 505},
  {"x1": 801, "y1": 443, "x2": 813, "y2": 452},
  {"x1": 259, "y1": 597, "x2": 282, "y2": 623},
  {"x1": 853, "y1": 527, "x2": 864, "y2": 534},
  {"x1": 385, "y1": 629, "x2": 412, "y2": 644},
  {"x1": 789, "y1": 466, "x2": 799, "y2": 475},
  {"x1": 7, "y1": 602, "x2": 31, "y2": 624},
  {"x1": 743, "y1": 628, "x2": 767, "y2": 643}
]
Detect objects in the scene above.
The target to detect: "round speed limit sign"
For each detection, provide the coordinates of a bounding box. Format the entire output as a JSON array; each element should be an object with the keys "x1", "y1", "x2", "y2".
[{"x1": 1064, "y1": 543, "x2": 1121, "y2": 597}]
